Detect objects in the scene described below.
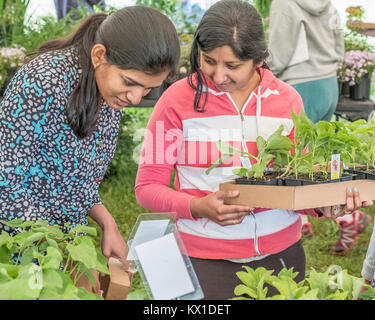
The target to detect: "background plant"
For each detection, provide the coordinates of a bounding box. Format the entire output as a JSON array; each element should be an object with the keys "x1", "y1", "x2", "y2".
[
  {"x1": 232, "y1": 264, "x2": 368, "y2": 300},
  {"x1": 0, "y1": 219, "x2": 109, "y2": 300},
  {"x1": 0, "y1": 0, "x2": 30, "y2": 47},
  {"x1": 0, "y1": 45, "x2": 25, "y2": 93},
  {"x1": 338, "y1": 50, "x2": 375, "y2": 85}
]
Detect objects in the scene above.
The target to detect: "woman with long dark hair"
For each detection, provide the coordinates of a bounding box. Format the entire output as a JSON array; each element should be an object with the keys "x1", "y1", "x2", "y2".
[
  {"x1": 0, "y1": 6, "x2": 180, "y2": 272},
  {"x1": 135, "y1": 0, "x2": 370, "y2": 299}
]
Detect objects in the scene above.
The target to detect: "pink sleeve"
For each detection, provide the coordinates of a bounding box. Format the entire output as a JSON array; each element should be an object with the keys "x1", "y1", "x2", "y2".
[
  {"x1": 134, "y1": 95, "x2": 198, "y2": 221},
  {"x1": 135, "y1": 165, "x2": 197, "y2": 220}
]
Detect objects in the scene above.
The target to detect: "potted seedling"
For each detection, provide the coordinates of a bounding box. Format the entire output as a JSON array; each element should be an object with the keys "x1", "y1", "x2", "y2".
[
  {"x1": 344, "y1": 119, "x2": 375, "y2": 179},
  {"x1": 282, "y1": 111, "x2": 356, "y2": 185},
  {"x1": 206, "y1": 125, "x2": 293, "y2": 185}
]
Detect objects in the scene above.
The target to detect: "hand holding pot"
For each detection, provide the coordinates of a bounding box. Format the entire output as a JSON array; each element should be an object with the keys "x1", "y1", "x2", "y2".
[
  {"x1": 190, "y1": 190, "x2": 254, "y2": 226},
  {"x1": 315, "y1": 187, "x2": 373, "y2": 219}
]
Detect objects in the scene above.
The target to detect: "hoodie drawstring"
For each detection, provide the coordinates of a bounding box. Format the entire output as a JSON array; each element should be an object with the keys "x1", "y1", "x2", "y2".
[{"x1": 256, "y1": 86, "x2": 262, "y2": 137}]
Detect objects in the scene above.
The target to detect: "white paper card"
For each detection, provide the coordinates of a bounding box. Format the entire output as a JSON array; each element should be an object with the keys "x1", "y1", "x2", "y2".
[
  {"x1": 331, "y1": 153, "x2": 341, "y2": 180},
  {"x1": 288, "y1": 23, "x2": 309, "y2": 67},
  {"x1": 135, "y1": 233, "x2": 195, "y2": 300},
  {"x1": 127, "y1": 219, "x2": 170, "y2": 260}
]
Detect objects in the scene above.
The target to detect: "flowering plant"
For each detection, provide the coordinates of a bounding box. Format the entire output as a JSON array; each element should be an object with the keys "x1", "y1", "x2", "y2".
[
  {"x1": 338, "y1": 50, "x2": 375, "y2": 86},
  {"x1": 0, "y1": 45, "x2": 25, "y2": 92}
]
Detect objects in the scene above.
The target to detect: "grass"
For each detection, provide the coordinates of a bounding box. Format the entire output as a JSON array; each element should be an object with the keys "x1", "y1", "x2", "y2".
[
  {"x1": 91, "y1": 107, "x2": 375, "y2": 298},
  {"x1": 303, "y1": 206, "x2": 375, "y2": 277}
]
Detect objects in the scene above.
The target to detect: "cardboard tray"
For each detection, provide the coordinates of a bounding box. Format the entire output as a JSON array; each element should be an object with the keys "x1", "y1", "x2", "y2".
[{"x1": 220, "y1": 179, "x2": 375, "y2": 210}]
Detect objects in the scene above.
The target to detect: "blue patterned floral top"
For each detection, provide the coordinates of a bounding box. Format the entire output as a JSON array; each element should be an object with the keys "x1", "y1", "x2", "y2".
[{"x1": 0, "y1": 47, "x2": 122, "y2": 233}]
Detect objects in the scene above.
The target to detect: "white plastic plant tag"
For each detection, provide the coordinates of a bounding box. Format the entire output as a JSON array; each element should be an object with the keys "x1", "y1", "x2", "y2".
[
  {"x1": 331, "y1": 153, "x2": 340, "y2": 180},
  {"x1": 135, "y1": 233, "x2": 195, "y2": 300}
]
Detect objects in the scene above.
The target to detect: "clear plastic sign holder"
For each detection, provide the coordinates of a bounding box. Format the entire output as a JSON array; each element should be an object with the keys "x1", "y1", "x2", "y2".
[{"x1": 127, "y1": 213, "x2": 204, "y2": 300}]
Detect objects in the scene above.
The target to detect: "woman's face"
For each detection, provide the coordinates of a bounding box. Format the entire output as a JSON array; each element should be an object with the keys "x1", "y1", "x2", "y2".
[
  {"x1": 200, "y1": 45, "x2": 262, "y2": 94},
  {"x1": 92, "y1": 44, "x2": 169, "y2": 110}
]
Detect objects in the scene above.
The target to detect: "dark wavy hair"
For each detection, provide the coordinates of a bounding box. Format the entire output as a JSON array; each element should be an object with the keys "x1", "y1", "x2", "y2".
[
  {"x1": 33, "y1": 6, "x2": 180, "y2": 139},
  {"x1": 188, "y1": 0, "x2": 269, "y2": 112}
]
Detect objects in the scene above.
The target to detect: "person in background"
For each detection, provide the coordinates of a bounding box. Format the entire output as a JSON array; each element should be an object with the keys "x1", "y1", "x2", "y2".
[
  {"x1": 268, "y1": 0, "x2": 372, "y2": 254},
  {"x1": 359, "y1": 226, "x2": 375, "y2": 297},
  {"x1": 134, "y1": 0, "x2": 372, "y2": 299}
]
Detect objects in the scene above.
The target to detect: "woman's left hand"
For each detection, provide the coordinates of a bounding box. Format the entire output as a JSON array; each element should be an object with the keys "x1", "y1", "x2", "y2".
[{"x1": 315, "y1": 187, "x2": 373, "y2": 219}]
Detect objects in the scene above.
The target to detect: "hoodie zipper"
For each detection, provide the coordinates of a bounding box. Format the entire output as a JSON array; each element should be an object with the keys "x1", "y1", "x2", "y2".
[{"x1": 250, "y1": 210, "x2": 260, "y2": 255}]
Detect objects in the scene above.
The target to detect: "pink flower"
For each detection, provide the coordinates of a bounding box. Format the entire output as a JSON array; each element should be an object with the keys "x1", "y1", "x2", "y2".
[{"x1": 338, "y1": 49, "x2": 375, "y2": 84}]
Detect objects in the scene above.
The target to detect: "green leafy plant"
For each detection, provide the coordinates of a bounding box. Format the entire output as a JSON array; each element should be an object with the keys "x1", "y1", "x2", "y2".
[
  {"x1": 136, "y1": 0, "x2": 201, "y2": 35},
  {"x1": 0, "y1": 219, "x2": 109, "y2": 300},
  {"x1": 253, "y1": 0, "x2": 273, "y2": 19},
  {"x1": 0, "y1": 45, "x2": 25, "y2": 93},
  {"x1": 0, "y1": 0, "x2": 30, "y2": 47},
  {"x1": 206, "y1": 125, "x2": 293, "y2": 179},
  {"x1": 282, "y1": 110, "x2": 361, "y2": 180},
  {"x1": 233, "y1": 264, "x2": 365, "y2": 300}
]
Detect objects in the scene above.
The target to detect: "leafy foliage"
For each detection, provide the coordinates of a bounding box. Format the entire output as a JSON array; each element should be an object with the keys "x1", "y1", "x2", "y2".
[
  {"x1": 253, "y1": 0, "x2": 273, "y2": 19},
  {"x1": 0, "y1": 219, "x2": 109, "y2": 300},
  {"x1": 233, "y1": 264, "x2": 365, "y2": 300},
  {"x1": 0, "y1": 0, "x2": 30, "y2": 47},
  {"x1": 105, "y1": 108, "x2": 153, "y2": 179},
  {"x1": 206, "y1": 125, "x2": 292, "y2": 179}
]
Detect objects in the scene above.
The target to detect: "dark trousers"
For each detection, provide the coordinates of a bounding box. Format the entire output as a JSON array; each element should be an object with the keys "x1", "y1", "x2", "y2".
[{"x1": 190, "y1": 240, "x2": 306, "y2": 300}]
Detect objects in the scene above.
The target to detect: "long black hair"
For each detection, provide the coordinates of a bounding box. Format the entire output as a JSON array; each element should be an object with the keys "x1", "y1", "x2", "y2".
[
  {"x1": 188, "y1": 0, "x2": 269, "y2": 112},
  {"x1": 33, "y1": 6, "x2": 180, "y2": 139}
]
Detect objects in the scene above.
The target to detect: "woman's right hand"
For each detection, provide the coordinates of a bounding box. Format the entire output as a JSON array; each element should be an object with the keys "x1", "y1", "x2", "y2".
[{"x1": 190, "y1": 190, "x2": 254, "y2": 226}]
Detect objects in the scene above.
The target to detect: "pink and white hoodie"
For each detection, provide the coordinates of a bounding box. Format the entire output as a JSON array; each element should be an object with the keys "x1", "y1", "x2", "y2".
[{"x1": 135, "y1": 67, "x2": 319, "y2": 260}]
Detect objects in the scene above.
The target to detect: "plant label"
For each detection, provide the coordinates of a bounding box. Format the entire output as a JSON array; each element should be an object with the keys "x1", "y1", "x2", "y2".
[
  {"x1": 135, "y1": 233, "x2": 195, "y2": 300},
  {"x1": 331, "y1": 153, "x2": 340, "y2": 180}
]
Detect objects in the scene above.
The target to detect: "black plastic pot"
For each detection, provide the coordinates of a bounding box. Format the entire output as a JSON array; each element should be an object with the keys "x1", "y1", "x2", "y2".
[
  {"x1": 339, "y1": 174, "x2": 354, "y2": 182},
  {"x1": 339, "y1": 81, "x2": 350, "y2": 96},
  {"x1": 344, "y1": 168, "x2": 366, "y2": 180},
  {"x1": 344, "y1": 167, "x2": 375, "y2": 180},
  {"x1": 283, "y1": 177, "x2": 342, "y2": 186},
  {"x1": 283, "y1": 178, "x2": 302, "y2": 186},
  {"x1": 349, "y1": 74, "x2": 371, "y2": 100},
  {"x1": 235, "y1": 177, "x2": 279, "y2": 185}
]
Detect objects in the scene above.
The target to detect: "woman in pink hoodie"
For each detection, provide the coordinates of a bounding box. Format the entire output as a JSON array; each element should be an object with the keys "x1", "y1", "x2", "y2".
[{"x1": 135, "y1": 0, "x2": 369, "y2": 299}]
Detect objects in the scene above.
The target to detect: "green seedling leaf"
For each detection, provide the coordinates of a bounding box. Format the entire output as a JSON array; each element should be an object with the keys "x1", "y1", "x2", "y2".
[
  {"x1": 326, "y1": 291, "x2": 348, "y2": 300},
  {"x1": 0, "y1": 232, "x2": 10, "y2": 247},
  {"x1": 66, "y1": 236, "x2": 97, "y2": 270},
  {"x1": 38, "y1": 287, "x2": 64, "y2": 300},
  {"x1": 0, "y1": 246, "x2": 11, "y2": 264},
  {"x1": 234, "y1": 284, "x2": 258, "y2": 299},
  {"x1": 0, "y1": 219, "x2": 24, "y2": 228},
  {"x1": 76, "y1": 286, "x2": 103, "y2": 300},
  {"x1": 206, "y1": 154, "x2": 234, "y2": 175},
  {"x1": 127, "y1": 288, "x2": 150, "y2": 300},
  {"x1": 216, "y1": 140, "x2": 244, "y2": 156},
  {"x1": 95, "y1": 248, "x2": 110, "y2": 275},
  {"x1": 42, "y1": 269, "x2": 63, "y2": 289},
  {"x1": 24, "y1": 232, "x2": 45, "y2": 247},
  {"x1": 232, "y1": 168, "x2": 248, "y2": 177},
  {"x1": 40, "y1": 247, "x2": 63, "y2": 269},
  {"x1": 76, "y1": 263, "x2": 98, "y2": 292},
  {"x1": 20, "y1": 247, "x2": 36, "y2": 265}
]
